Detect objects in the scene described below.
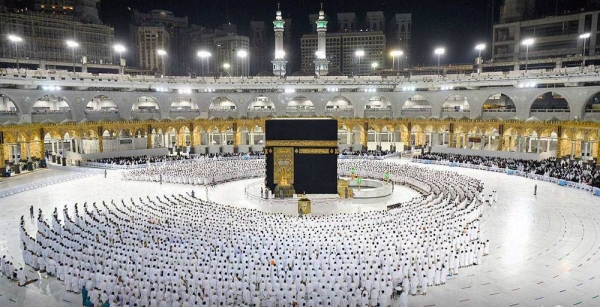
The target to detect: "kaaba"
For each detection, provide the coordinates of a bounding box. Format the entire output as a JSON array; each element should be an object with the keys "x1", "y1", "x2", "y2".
[{"x1": 265, "y1": 118, "x2": 338, "y2": 195}]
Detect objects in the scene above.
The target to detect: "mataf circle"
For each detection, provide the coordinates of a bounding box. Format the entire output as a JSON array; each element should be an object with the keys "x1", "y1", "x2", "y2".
[{"x1": 18, "y1": 159, "x2": 488, "y2": 306}]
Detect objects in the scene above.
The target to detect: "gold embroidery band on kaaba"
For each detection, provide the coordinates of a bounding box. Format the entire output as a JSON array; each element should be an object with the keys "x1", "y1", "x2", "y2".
[
  {"x1": 298, "y1": 148, "x2": 331, "y2": 154},
  {"x1": 265, "y1": 140, "x2": 338, "y2": 147}
]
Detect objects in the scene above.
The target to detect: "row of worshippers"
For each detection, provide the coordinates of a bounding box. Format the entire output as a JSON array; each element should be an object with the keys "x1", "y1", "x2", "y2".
[
  {"x1": 122, "y1": 159, "x2": 265, "y2": 185},
  {"x1": 16, "y1": 160, "x2": 489, "y2": 306},
  {"x1": 340, "y1": 149, "x2": 395, "y2": 157},
  {"x1": 1, "y1": 215, "x2": 34, "y2": 287},
  {"x1": 88, "y1": 151, "x2": 264, "y2": 167},
  {"x1": 1, "y1": 254, "x2": 28, "y2": 287},
  {"x1": 416, "y1": 153, "x2": 600, "y2": 188}
]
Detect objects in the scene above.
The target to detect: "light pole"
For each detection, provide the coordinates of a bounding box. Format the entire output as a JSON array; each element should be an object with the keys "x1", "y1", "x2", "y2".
[
  {"x1": 197, "y1": 50, "x2": 212, "y2": 81},
  {"x1": 66, "y1": 40, "x2": 79, "y2": 73},
  {"x1": 521, "y1": 38, "x2": 534, "y2": 72},
  {"x1": 8, "y1": 35, "x2": 23, "y2": 70},
  {"x1": 113, "y1": 44, "x2": 126, "y2": 74},
  {"x1": 371, "y1": 62, "x2": 378, "y2": 74},
  {"x1": 475, "y1": 44, "x2": 485, "y2": 74},
  {"x1": 222, "y1": 63, "x2": 231, "y2": 78},
  {"x1": 237, "y1": 50, "x2": 248, "y2": 78},
  {"x1": 355, "y1": 50, "x2": 365, "y2": 76},
  {"x1": 157, "y1": 49, "x2": 167, "y2": 76},
  {"x1": 390, "y1": 50, "x2": 403, "y2": 73},
  {"x1": 434, "y1": 48, "x2": 445, "y2": 76},
  {"x1": 580, "y1": 33, "x2": 591, "y2": 69}
]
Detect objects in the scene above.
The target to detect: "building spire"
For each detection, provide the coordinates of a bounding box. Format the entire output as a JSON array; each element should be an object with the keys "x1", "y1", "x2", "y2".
[{"x1": 272, "y1": 3, "x2": 287, "y2": 77}]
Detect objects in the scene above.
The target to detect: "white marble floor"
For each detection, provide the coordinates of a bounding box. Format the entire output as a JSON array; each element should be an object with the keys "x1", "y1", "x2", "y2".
[{"x1": 1, "y1": 157, "x2": 599, "y2": 307}]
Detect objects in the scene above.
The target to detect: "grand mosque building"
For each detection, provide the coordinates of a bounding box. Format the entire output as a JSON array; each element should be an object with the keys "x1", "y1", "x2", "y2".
[{"x1": 1, "y1": 3, "x2": 600, "y2": 307}]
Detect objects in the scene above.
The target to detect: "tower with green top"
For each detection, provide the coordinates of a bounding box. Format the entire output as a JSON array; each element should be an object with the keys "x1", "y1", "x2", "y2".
[
  {"x1": 314, "y1": 3, "x2": 330, "y2": 76},
  {"x1": 272, "y1": 3, "x2": 287, "y2": 77}
]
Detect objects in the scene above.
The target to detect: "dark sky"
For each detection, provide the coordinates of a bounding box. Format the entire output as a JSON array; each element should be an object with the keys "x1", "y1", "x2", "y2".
[{"x1": 100, "y1": 0, "x2": 498, "y2": 67}]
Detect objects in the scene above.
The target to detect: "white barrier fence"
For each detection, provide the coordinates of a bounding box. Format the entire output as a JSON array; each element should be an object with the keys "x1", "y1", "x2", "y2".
[{"x1": 412, "y1": 158, "x2": 600, "y2": 196}]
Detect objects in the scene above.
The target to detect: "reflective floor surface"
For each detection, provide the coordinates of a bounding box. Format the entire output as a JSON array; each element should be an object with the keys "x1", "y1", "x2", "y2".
[{"x1": 0, "y1": 157, "x2": 599, "y2": 307}]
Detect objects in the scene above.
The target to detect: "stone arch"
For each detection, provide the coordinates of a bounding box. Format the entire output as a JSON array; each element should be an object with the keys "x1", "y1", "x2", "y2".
[
  {"x1": 31, "y1": 94, "x2": 71, "y2": 113},
  {"x1": 118, "y1": 129, "x2": 132, "y2": 138},
  {"x1": 286, "y1": 96, "x2": 315, "y2": 116},
  {"x1": 169, "y1": 97, "x2": 200, "y2": 120},
  {"x1": 178, "y1": 125, "x2": 191, "y2": 147},
  {"x1": 132, "y1": 96, "x2": 160, "y2": 112},
  {"x1": 583, "y1": 91, "x2": 600, "y2": 120},
  {"x1": 170, "y1": 97, "x2": 199, "y2": 111},
  {"x1": 85, "y1": 95, "x2": 119, "y2": 121},
  {"x1": 0, "y1": 93, "x2": 20, "y2": 113},
  {"x1": 401, "y1": 95, "x2": 432, "y2": 118},
  {"x1": 482, "y1": 93, "x2": 516, "y2": 119},
  {"x1": 529, "y1": 91, "x2": 570, "y2": 120},
  {"x1": 326, "y1": 95, "x2": 354, "y2": 117},
  {"x1": 364, "y1": 96, "x2": 392, "y2": 119},
  {"x1": 31, "y1": 94, "x2": 73, "y2": 122},
  {"x1": 86, "y1": 95, "x2": 118, "y2": 112},
  {"x1": 209, "y1": 96, "x2": 238, "y2": 119},
  {"x1": 364, "y1": 96, "x2": 391, "y2": 110},
  {"x1": 441, "y1": 94, "x2": 470, "y2": 118},
  {"x1": 247, "y1": 96, "x2": 276, "y2": 114}
]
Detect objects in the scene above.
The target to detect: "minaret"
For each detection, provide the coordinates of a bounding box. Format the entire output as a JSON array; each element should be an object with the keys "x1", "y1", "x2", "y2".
[
  {"x1": 314, "y1": 3, "x2": 329, "y2": 76},
  {"x1": 272, "y1": 3, "x2": 287, "y2": 77}
]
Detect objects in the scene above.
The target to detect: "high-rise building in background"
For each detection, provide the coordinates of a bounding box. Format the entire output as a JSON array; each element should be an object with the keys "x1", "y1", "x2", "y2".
[
  {"x1": 250, "y1": 20, "x2": 271, "y2": 75},
  {"x1": 493, "y1": 0, "x2": 600, "y2": 67},
  {"x1": 492, "y1": 10, "x2": 599, "y2": 65},
  {"x1": 215, "y1": 34, "x2": 249, "y2": 77},
  {"x1": 301, "y1": 10, "x2": 390, "y2": 75},
  {"x1": 0, "y1": 5, "x2": 114, "y2": 67},
  {"x1": 301, "y1": 31, "x2": 385, "y2": 75},
  {"x1": 366, "y1": 11, "x2": 385, "y2": 32},
  {"x1": 390, "y1": 13, "x2": 411, "y2": 68},
  {"x1": 337, "y1": 12, "x2": 357, "y2": 32},
  {"x1": 129, "y1": 10, "x2": 188, "y2": 75},
  {"x1": 499, "y1": 0, "x2": 534, "y2": 24}
]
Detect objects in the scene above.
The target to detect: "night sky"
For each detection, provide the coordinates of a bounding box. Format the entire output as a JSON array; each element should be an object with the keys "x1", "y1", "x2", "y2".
[{"x1": 100, "y1": 0, "x2": 498, "y2": 67}]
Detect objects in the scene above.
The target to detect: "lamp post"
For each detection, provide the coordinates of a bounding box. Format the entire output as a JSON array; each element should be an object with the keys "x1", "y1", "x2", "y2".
[
  {"x1": 157, "y1": 49, "x2": 167, "y2": 76},
  {"x1": 355, "y1": 50, "x2": 365, "y2": 76},
  {"x1": 521, "y1": 38, "x2": 534, "y2": 72},
  {"x1": 371, "y1": 62, "x2": 378, "y2": 74},
  {"x1": 580, "y1": 33, "x2": 591, "y2": 69},
  {"x1": 390, "y1": 50, "x2": 403, "y2": 73},
  {"x1": 113, "y1": 44, "x2": 126, "y2": 74},
  {"x1": 475, "y1": 44, "x2": 485, "y2": 74},
  {"x1": 8, "y1": 35, "x2": 23, "y2": 70},
  {"x1": 434, "y1": 48, "x2": 445, "y2": 76},
  {"x1": 222, "y1": 63, "x2": 231, "y2": 78},
  {"x1": 197, "y1": 50, "x2": 212, "y2": 81},
  {"x1": 66, "y1": 40, "x2": 79, "y2": 73},
  {"x1": 237, "y1": 50, "x2": 248, "y2": 78}
]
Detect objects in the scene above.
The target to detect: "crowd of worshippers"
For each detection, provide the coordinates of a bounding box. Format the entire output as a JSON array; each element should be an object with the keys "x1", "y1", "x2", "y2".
[
  {"x1": 416, "y1": 153, "x2": 600, "y2": 188},
  {"x1": 88, "y1": 151, "x2": 264, "y2": 167},
  {"x1": 88, "y1": 155, "x2": 191, "y2": 166},
  {"x1": 123, "y1": 159, "x2": 265, "y2": 185},
  {"x1": 16, "y1": 160, "x2": 490, "y2": 307},
  {"x1": 1, "y1": 251, "x2": 27, "y2": 287},
  {"x1": 340, "y1": 149, "x2": 395, "y2": 157}
]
